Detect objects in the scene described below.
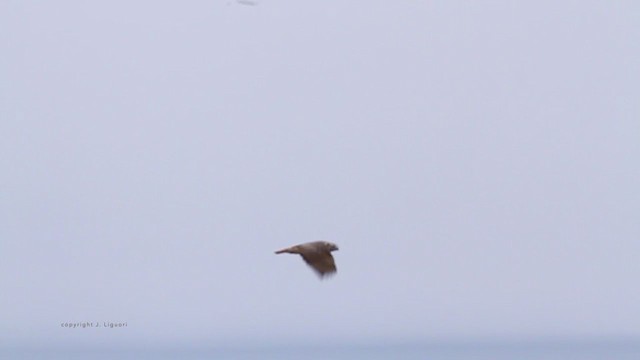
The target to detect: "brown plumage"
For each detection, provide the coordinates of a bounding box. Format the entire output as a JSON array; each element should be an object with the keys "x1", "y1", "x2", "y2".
[{"x1": 275, "y1": 241, "x2": 339, "y2": 278}]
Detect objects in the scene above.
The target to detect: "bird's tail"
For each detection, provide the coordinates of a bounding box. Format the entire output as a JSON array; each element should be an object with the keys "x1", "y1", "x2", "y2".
[{"x1": 274, "y1": 246, "x2": 296, "y2": 254}]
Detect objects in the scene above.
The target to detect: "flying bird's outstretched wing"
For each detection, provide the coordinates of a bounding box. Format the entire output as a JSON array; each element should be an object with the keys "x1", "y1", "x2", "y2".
[
  {"x1": 275, "y1": 241, "x2": 339, "y2": 279},
  {"x1": 301, "y1": 251, "x2": 337, "y2": 277}
]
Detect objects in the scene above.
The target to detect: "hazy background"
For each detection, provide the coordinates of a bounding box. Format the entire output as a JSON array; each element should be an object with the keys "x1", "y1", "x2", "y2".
[{"x1": 1, "y1": 0, "x2": 638, "y2": 349}]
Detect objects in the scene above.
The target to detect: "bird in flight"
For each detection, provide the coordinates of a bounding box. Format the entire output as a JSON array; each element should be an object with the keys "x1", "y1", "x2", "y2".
[{"x1": 275, "y1": 241, "x2": 339, "y2": 278}]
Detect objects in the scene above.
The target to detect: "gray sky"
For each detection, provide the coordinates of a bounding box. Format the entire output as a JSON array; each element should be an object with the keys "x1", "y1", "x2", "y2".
[{"x1": 1, "y1": 0, "x2": 639, "y2": 349}]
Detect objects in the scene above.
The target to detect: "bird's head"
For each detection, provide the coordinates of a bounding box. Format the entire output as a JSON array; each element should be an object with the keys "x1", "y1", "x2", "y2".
[{"x1": 324, "y1": 241, "x2": 339, "y2": 252}]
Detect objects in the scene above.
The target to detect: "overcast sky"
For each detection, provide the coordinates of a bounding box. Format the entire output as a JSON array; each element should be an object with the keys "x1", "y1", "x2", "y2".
[{"x1": 1, "y1": 0, "x2": 639, "y2": 349}]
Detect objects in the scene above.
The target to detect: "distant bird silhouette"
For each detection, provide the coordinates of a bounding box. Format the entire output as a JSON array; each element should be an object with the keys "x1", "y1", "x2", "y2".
[
  {"x1": 236, "y1": 0, "x2": 257, "y2": 5},
  {"x1": 275, "y1": 241, "x2": 339, "y2": 278}
]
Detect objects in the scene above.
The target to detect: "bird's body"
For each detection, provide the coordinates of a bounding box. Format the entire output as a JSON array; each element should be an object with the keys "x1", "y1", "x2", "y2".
[{"x1": 275, "y1": 241, "x2": 339, "y2": 278}]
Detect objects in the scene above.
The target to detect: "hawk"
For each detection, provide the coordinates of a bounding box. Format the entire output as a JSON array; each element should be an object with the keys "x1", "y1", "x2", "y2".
[{"x1": 275, "y1": 241, "x2": 339, "y2": 278}]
